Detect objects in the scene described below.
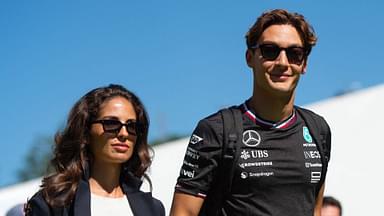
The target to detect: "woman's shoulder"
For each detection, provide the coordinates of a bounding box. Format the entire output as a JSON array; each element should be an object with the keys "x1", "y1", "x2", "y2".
[
  {"x1": 121, "y1": 173, "x2": 165, "y2": 215},
  {"x1": 134, "y1": 191, "x2": 165, "y2": 216},
  {"x1": 25, "y1": 190, "x2": 51, "y2": 216},
  {"x1": 139, "y1": 191, "x2": 164, "y2": 210},
  {"x1": 151, "y1": 196, "x2": 165, "y2": 215}
]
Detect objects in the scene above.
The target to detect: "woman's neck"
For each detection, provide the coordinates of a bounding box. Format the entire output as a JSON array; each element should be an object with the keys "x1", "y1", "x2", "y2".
[{"x1": 89, "y1": 161, "x2": 124, "y2": 198}]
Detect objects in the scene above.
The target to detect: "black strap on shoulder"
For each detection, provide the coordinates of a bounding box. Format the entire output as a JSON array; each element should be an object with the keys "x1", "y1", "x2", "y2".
[
  {"x1": 295, "y1": 106, "x2": 331, "y2": 193},
  {"x1": 221, "y1": 107, "x2": 243, "y2": 197},
  {"x1": 200, "y1": 107, "x2": 243, "y2": 216}
]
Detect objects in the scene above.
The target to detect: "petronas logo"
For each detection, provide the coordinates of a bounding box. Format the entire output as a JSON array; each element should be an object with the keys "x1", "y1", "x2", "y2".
[{"x1": 303, "y1": 126, "x2": 313, "y2": 143}]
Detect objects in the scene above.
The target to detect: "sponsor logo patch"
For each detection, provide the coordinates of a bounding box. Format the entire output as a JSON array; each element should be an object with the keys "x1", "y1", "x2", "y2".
[
  {"x1": 181, "y1": 169, "x2": 195, "y2": 178},
  {"x1": 303, "y1": 126, "x2": 313, "y2": 143},
  {"x1": 189, "y1": 134, "x2": 203, "y2": 145},
  {"x1": 240, "y1": 149, "x2": 269, "y2": 160},
  {"x1": 242, "y1": 130, "x2": 261, "y2": 147},
  {"x1": 240, "y1": 171, "x2": 274, "y2": 179},
  {"x1": 239, "y1": 161, "x2": 273, "y2": 169},
  {"x1": 304, "y1": 150, "x2": 321, "y2": 159},
  {"x1": 186, "y1": 147, "x2": 200, "y2": 160},
  {"x1": 311, "y1": 171, "x2": 321, "y2": 183}
]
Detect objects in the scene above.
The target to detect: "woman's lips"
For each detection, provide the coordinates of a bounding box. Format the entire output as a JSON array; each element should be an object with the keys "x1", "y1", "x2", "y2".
[{"x1": 111, "y1": 143, "x2": 129, "y2": 152}]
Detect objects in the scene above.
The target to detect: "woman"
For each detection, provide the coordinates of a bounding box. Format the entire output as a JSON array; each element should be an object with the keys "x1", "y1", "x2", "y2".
[{"x1": 25, "y1": 84, "x2": 165, "y2": 216}]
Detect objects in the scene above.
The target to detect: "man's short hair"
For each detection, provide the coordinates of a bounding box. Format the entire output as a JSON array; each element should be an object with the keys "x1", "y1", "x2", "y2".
[
  {"x1": 245, "y1": 9, "x2": 317, "y2": 56},
  {"x1": 323, "y1": 196, "x2": 342, "y2": 216}
]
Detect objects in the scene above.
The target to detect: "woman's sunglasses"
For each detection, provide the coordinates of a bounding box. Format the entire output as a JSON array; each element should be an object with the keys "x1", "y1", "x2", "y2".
[
  {"x1": 251, "y1": 43, "x2": 307, "y2": 65},
  {"x1": 92, "y1": 119, "x2": 141, "y2": 135}
]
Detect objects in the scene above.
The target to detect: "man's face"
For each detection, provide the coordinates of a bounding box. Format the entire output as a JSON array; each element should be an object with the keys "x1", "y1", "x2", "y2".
[
  {"x1": 321, "y1": 205, "x2": 341, "y2": 216},
  {"x1": 247, "y1": 24, "x2": 307, "y2": 97}
]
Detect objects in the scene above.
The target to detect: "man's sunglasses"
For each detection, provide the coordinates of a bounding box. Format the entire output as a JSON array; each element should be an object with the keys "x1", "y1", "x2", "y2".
[
  {"x1": 251, "y1": 43, "x2": 307, "y2": 65},
  {"x1": 92, "y1": 119, "x2": 141, "y2": 135}
]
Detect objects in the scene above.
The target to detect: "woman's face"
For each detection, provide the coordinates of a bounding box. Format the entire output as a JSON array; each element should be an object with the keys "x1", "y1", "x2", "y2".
[{"x1": 89, "y1": 96, "x2": 137, "y2": 165}]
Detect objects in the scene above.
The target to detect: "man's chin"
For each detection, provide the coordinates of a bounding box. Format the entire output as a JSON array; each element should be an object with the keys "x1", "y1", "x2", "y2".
[{"x1": 269, "y1": 83, "x2": 296, "y2": 96}]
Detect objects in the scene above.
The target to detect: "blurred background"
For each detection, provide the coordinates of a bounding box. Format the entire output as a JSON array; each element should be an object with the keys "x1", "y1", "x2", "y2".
[{"x1": 1, "y1": 0, "x2": 383, "y2": 215}]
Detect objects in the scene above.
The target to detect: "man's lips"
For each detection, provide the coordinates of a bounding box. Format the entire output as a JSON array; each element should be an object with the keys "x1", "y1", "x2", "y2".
[{"x1": 270, "y1": 73, "x2": 291, "y2": 81}]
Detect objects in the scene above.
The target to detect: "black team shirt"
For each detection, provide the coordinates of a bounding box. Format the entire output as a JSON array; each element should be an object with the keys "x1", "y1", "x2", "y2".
[{"x1": 176, "y1": 102, "x2": 323, "y2": 216}]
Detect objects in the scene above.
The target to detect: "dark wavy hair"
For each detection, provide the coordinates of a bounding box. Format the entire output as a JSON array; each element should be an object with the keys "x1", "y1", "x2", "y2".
[
  {"x1": 41, "y1": 84, "x2": 152, "y2": 207},
  {"x1": 323, "y1": 196, "x2": 342, "y2": 216},
  {"x1": 246, "y1": 9, "x2": 317, "y2": 57}
]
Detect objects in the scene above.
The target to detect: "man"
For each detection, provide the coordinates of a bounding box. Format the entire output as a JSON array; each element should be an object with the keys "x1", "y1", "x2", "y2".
[
  {"x1": 321, "y1": 196, "x2": 342, "y2": 216},
  {"x1": 171, "y1": 9, "x2": 331, "y2": 216}
]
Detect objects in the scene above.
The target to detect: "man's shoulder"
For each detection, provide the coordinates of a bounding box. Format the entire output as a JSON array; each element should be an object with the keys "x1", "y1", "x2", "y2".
[
  {"x1": 295, "y1": 105, "x2": 331, "y2": 155},
  {"x1": 200, "y1": 104, "x2": 243, "y2": 124},
  {"x1": 295, "y1": 106, "x2": 329, "y2": 123},
  {"x1": 295, "y1": 105, "x2": 319, "y2": 115},
  {"x1": 191, "y1": 105, "x2": 242, "y2": 141}
]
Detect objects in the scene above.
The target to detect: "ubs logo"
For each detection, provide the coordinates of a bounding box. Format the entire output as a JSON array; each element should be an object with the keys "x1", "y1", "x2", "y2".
[{"x1": 242, "y1": 130, "x2": 261, "y2": 147}]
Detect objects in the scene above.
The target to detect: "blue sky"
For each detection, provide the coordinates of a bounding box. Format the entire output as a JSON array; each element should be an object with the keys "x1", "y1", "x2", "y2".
[{"x1": 1, "y1": 0, "x2": 383, "y2": 187}]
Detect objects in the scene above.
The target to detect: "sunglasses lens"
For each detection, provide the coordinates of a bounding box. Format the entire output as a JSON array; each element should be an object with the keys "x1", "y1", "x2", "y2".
[
  {"x1": 287, "y1": 47, "x2": 305, "y2": 64},
  {"x1": 126, "y1": 122, "x2": 138, "y2": 135},
  {"x1": 259, "y1": 44, "x2": 280, "y2": 60},
  {"x1": 102, "y1": 120, "x2": 122, "y2": 133},
  {"x1": 95, "y1": 119, "x2": 140, "y2": 135},
  {"x1": 257, "y1": 44, "x2": 306, "y2": 65}
]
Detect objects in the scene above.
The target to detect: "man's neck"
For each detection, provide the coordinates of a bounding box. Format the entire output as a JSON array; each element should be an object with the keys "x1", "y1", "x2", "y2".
[{"x1": 249, "y1": 89, "x2": 295, "y2": 122}]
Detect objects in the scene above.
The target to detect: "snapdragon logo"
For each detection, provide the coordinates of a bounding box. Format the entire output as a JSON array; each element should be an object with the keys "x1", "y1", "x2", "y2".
[{"x1": 240, "y1": 172, "x2": 248, "y2": 179}]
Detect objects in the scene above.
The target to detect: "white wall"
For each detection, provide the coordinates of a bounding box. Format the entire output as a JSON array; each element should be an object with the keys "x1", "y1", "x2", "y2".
[
  {"x1": 149, "y1": 138, "x2": 189, "y2": 214},
  {"x1": 307, "y1": 84, "x2": 384, "y2": 216},
  {"x1": 0, "y1": 178, "x2": 41, "y2": 215}
]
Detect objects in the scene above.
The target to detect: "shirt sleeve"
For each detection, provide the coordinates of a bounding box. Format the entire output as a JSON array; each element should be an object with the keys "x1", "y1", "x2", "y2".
[{"x1": 175, "y1": 114, "x2": 223, "y2": 197}]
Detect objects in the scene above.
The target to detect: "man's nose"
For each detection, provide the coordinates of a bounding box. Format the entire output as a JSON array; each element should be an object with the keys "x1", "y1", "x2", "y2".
[{"x1": 276, "y1": 50, "x2": 289, "y2": 66}]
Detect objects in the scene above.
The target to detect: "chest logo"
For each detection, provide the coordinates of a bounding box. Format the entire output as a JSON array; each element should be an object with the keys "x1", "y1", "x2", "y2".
[
  {"x1": 303, "y1": 126, "x2": 313, "y2": 143},
  {"x1": 189, "y1": 134, "x2": 203, "y2": 145},
  {"x1": 242, "y1": 130, "x2": 261, "y2": 147}
]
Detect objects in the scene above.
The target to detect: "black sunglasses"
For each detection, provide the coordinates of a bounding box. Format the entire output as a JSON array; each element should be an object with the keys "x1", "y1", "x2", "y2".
[
  {"x1": 92, "y1": 119, "x2": 141, "y2": 135},
  {"x1": 251, "y1": 43, "x2": 307, "y2": 65}
]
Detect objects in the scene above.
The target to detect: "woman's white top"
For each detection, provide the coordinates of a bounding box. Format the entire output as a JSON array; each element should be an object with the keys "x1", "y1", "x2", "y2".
[{"x1": 90, "y1": 193, "x2": 134, "y2": 216}]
